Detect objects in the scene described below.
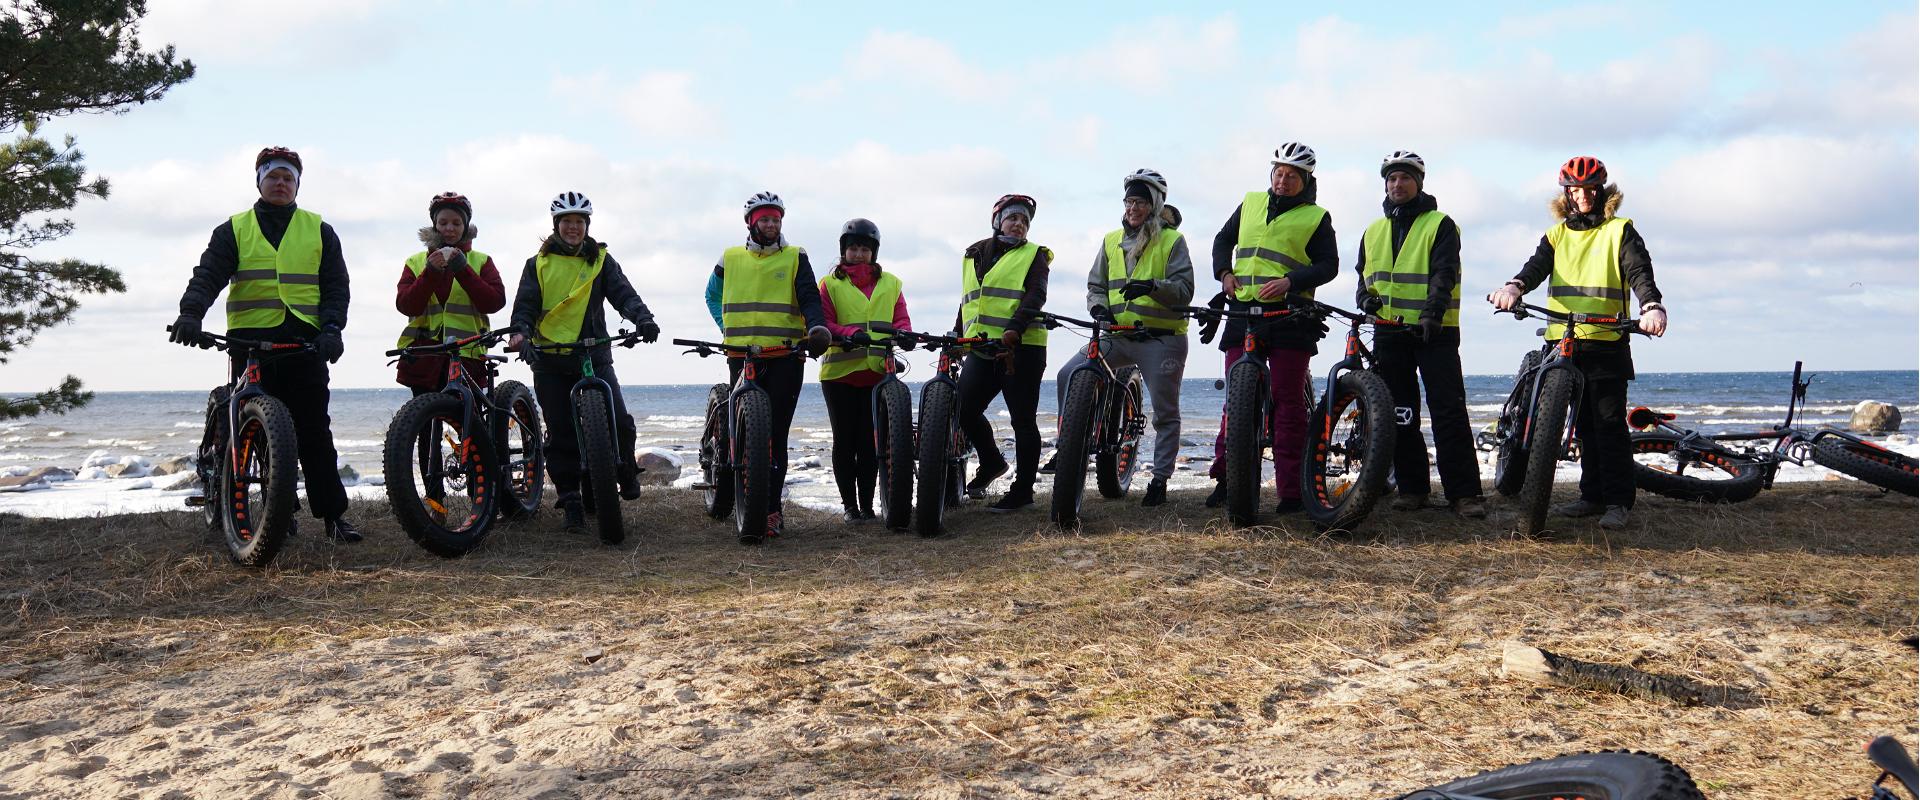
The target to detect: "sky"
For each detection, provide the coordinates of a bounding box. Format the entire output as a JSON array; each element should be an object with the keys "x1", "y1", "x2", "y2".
[{"x1": 5, "y1": 0, "x2": 1917, "y2": 391}]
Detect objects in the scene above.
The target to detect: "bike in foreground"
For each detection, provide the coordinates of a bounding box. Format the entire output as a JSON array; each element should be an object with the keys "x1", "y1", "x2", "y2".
[{"x1": 527, "y1": 330, "x2": 648, "y2": 544}]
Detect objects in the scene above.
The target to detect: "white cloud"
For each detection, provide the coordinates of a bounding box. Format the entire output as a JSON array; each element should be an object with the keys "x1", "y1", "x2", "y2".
[
  {"x1": 850, "y1": 31, "x2": 994, "y2": 100},
  {"x1": 1639, "y1": 134, "x2": 1916, "y2": 237},
  {"x1": 137, "y1": 1, "x2": 393, "y2": 65},
  {"x1": 550, "y1": 72, "x2": 721, "y2": 139},
  {"x1": 1037, "y1": 14, "x2": 1239, "y2": 91}
]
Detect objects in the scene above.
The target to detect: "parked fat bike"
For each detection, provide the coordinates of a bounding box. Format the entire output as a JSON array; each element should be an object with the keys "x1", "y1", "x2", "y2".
[
  {"x1": 847, "y1": 325, "x2": 920, "y2": 532},
  {"x1": 1040, "y1": 312, "x2": 1151, "y2": 529},
  {"x1": 526, "y1": 330, "x2": 647, "y2": 545},
  {"x1": 676, "y1": 338, "x2": 812, "y2": 545},
  {"x1": 1627, "y1": 361, "x2": 1918, "y2": 501},
  {"x1": 870, "y1": 329, "x2": 1005, "y2": 537},
  {"x1": 1182, "y1": 301, "x2": 1323, "y2": 528},
  {"x1": 1478, "y1": 303, "x2": 1645, "y2": 536},
  {"x1": 380, "y1": 329, "x2": 544, "y2": 557},
  {"x1": 168, "y1": 327, "x2": 310, "y2": 568},
  {"x1": 1388, "y1": 749, "x2": 1705, "y2": 799},
  {"x1": 1300, "y1": 303, "x2": 1400, "y2": 533}
]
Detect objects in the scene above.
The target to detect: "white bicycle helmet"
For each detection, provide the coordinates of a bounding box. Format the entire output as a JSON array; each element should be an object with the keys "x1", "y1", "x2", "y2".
[
  {"x1": 549, "y1": 191, "x2": 593, "y2": 219},
  {"x1": 743, "y1": 191, "x2": 785, "y2": 221},
  {"x1": 1123, "y1": 168, "x2": 1169, "y2": 201},
  {"x1": 1380, "y1": 150, "x2": 1426, "y2": 178},
  {"x1": 1270, "y1": 142, "x2": 1317, "y2": 174}
]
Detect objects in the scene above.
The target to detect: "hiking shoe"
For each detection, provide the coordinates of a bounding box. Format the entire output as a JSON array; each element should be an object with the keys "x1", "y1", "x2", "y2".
[
  {"x1": 1551, "y1": 498, "x2": 1605, "y2": 518},
  {"x1": 767, "y1": 511, "x2": 784, "y2": 538},
  {"x1": 561, "y1": 499, "x2": 587, "y2": 534},
  {"x1": 988, "y1": 486, "x2": 1034, "y2": 513},
  {"x1": 844, "y1": 506, "x2": 869, "y2": 524},
  {"x1": 618, "y1": 468, "x2": 643, "y2": 501},
  {"x1": 1038, "y1": 452, "x2": 1058, "y2": 475},
  {"x1": 966, "y1": 459, "x2": 1009, "y2": 499},
  {"x1": 1274, "y1": 497, "x2": 1304, "y2": 515},
  {"x1": 324, "y1": 517, "x2": 363, "y2": 544},
  {"x1": 1141, "y1": 479, "x2": 1168, "y2": 507},
  {"x1": 1204, "y1": 482, "x2": 1226, "y2": 508},
  {"x1": 1390, "y1": 493, "x2": 1428, "y2": 512},
  {"x1": 1451, "y1": 496, "x2": 1489, "y2": 519},
  {"x1": 1597, "y1": 505, "x2": 1630, "y2": 530}
]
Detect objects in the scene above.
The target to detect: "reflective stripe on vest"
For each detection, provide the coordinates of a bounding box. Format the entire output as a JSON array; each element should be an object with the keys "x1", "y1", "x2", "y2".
[
  {"x1": 226, "y1": 208, "x2": 323, "y2": 330},
  {"x1": 1103, "y1": 227, "x2": 1188, "y2": 334},
  {"x1": 961, "y1": 243, "x2": 1048, "y2": 346},
  {"x1": 1231, "y1": 192, "x2": 1323, "y2": 304},
  {"x1": 1361, "y1": 211, "x2": 1459, "y2": 326},
  {"x1": 720, "y1": 245, "x2": 805, "y2": 347},
  {"x1": 818, "y1": 271, "x2": 903, "y2": 381},
  {"x1": 1545, "y1": 217, "x2": 1632, "y2": 342},
  {"x1": 532, "y1": 249, "x2": 606, "y2": 345},
  {"x1": 398, "y1": 250, "x2": 493, "y2": 358}
]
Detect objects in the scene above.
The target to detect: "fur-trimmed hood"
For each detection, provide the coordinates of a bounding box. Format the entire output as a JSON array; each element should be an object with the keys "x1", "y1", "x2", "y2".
[
  {"x1": 1549, "y1": 184, "x2": 1623, "y2": 221},
  {"x1": 417, "y1": 224, "x2": 477, "y2": 248}
]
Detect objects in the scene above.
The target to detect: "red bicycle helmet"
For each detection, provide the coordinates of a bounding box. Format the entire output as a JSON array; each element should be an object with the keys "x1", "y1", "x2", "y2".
[
  {"x1": 428, "y1": 191, "x2": 472, "y2": 220},
  {"x1": 255, "y1": 146, "x2": 303, "y2": 172},
  {"x1": 1558, "y1": 156, "x2": 1607, "y2": 187}
]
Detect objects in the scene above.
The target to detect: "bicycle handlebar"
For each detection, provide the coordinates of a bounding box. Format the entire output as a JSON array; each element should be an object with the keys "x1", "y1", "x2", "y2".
[
  {"x1": 384, "y1": 326, "x2": 520, "y2": 358},
  {"x1": 530, "y1": 329, "x2": 649, "y2": 353},
  {"x1": 670, "y1": 338, "x2": 800, "y2": 359},
  {"x1": 1040, "y1": 312, "x2": 1158, "y2": 338},
  {"x1": 868, "y1": 324, "x2": 1005, "y2": 354},
  {"x1": 166, "y1": 326, "x2": 313, "y2": 354},
  {"x1": 1498, "y1": 303, "x2": 1645, "y2": 333}
]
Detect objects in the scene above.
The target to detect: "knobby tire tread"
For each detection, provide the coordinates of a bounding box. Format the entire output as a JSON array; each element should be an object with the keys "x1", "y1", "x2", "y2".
[
  {"x1": 1096, "y1": 367, "x2": 1145, "y2": 499},
  {"x1": 876, "y1": 380, "x2": 915, "y2": 531},
  {"x1": 574, "y1": 389, "x2": 624, "y2": 545},
  {"x1": 1304, "y1": 370, "x2": 1396, "y2": 533},
  {"x1": 734, "y1": 390, "x2": 772, "y2": 544},
  {"x1": 1628, "y1": 432, "x2": 1766, "y2": 503},
  {"x1": 383, "y1": 393, "x2": 499, "y2": 558},
  {"x1": 226, "y1": 396, "x2": 299, "y2": 568},
  {"x1": 1223, "y1": 361, "x2": 1265, "y2": 527},
  {"x1": 493, "y1": 380, "x2": 544, "y2": 519},
  {"x1": 1516, "y1": 369, "x2": 1573, "y2": 536},
  {"x1": 1051, "y1": 370, "x2": 1099, "y2": 528},
  {"x1": 915, "y1": 381, "x2": 958, "y2": 537}
]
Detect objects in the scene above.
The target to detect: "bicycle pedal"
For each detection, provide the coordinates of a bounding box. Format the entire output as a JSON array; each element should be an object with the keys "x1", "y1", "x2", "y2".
[
  {"x1": 183, "y1": 495, "x2": 208, "y2": 507},
  {"x1": 690, "y1": 482, "x2": 713, "y2": 491}
]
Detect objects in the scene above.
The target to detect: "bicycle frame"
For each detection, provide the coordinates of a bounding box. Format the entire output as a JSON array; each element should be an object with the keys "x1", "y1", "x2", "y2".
[
  {"x1": 1500, "y1": 303, "x2": 1640, "y2": 460},
  {"x1": 1051, "y1": 314, "x2": 1155, "y2": 459},
  {"x1": 387, "y1": 328, "x2": 519, "y2": 474},
  {"x1": 672, "y1": 338, "x2": 798, "y2": 471},
  {"x1": 214, "y1": 337, "x2": 310, "y2": 476},
  {"x1": 530, "y1": 332, "x2": 642, "y2": 461}
]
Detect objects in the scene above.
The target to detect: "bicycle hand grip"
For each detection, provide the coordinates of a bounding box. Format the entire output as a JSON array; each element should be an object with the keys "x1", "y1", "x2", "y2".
[{"x1": 1868, "y1": 736, "x2": 1918, "y2": 795}]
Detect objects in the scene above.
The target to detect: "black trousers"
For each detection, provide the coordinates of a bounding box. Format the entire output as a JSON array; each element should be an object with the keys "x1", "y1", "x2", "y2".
[
  {"x1": 957, "y1": 345, "x2": 1047, "y2": 489},
  {"x1": 532, "y1": 361, "x2": 637, "y2": 505},
  {"x1": 730, "y1": 355, "x2": 805, "y2": 514},
  {"x1": 1572, "y1": 346, "x2": 1636, "y2": 508},
  {"x1": 1374, "y1": 327, "x2": 1483, "y2": 501},
  {"x1": 821, "y1": 380, "x2": 876, "y2": 511},
  {"x1": 229, "y1": 352, "x2": 348, "y2": 520}
]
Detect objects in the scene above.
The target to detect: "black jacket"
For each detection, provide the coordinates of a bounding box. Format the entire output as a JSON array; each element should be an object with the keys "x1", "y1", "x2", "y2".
[
  {"x1": 179, "y1": 199, "x2": 351, "y2": 342},
  {"x1": 1208, "y1": 182, "x2": 1338, "y2": 352},
  {"x1": 509, "y1": 237, "x2": 656, "y2": 370},
  {"x1": 1511, "y1": 187, "x2": 1661, "y2": 356},
  {"x1": 952, "y1": 236, "x2": 1051, "y2": 335},
  {"x1": 1353, "y1": 192, "x2": 1461, "y2": 326}
]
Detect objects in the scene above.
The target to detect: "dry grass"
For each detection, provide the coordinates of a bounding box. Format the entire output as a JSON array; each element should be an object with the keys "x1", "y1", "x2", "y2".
[{"x1": 0, "y1": 482, "x2": 1913, "y2": 798}]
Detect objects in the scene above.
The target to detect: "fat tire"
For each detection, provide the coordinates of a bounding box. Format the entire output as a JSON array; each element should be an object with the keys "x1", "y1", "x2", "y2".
[
  {"x1": 1811, "y1": 439, "x2": 1919, "y2": 496},
  {"x1": 915, "y1": 381, "x2": 959, "y2": 537},
  {"x1": 1303, "y1": 370, "x2": 1396, "y2": 533},
  {"x1": 1095, "y1": 366, "x2": 1145, "y2": 499},
  {"x1": 492, "y1": 380, "x2": 544, "y2": 520},
  {"x1": 1413, "y1": 749, "x2": 1705, "y2": 800},
  {"x1": 875, "y1": 380, "x2": 915, "y2": 531},
  {"x1": 700, "y1": 383, "x2": 734, "y2": 520},
  {"x1": 734, "y1": 390, "x2": 773, "y2": 544},
  {"x1": 574, "y1": 388, "x2": 625, "y2": 545},
  {"x1": 1223, "y1": 360, "x2": 1265, "y2": 527},
  {"x1": 1629, "y1": 432, "x2": 1766, "y2": 503},
  {"x1": 198, "y1": 385, "x2": 232, "y2": 532},
  {"x1": 1515, "y1": 368, "x2": 1574, "y2": 536},
  {"x1": 224, "y1": 396, "x2": 299, "y2": 568},
  {"x1": 1051, "y1": 369, "x2": 1100, "y2": 528},
  {"x1": 383, "y1": 393, "x2": 500, "y2": 558},
  {"x1": 1493, "y1": 349, "x2": 1544, "y2": 497}
]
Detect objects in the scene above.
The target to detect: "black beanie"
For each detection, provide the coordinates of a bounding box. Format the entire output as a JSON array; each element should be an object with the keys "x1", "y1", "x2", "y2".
[{"x1": 1125, "y1": 181, "x2": 1154, "y2": 202}]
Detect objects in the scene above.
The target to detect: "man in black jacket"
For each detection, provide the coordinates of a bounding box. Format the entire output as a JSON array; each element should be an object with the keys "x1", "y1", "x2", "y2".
[{"x1": 168, "y1": 147, "x2": 360, "y2": 542}]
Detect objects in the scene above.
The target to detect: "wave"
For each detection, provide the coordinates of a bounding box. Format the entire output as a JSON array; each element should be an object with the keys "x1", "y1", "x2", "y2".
[
  {"x1": 172, "y1": 421, "x2": 199, "y2": 429},
  {"x1": 644, "y1": 415, "x2": 704, "y2": 423}
]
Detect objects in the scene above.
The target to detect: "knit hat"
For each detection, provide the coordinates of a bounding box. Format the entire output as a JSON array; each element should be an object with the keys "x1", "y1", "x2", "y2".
[
  {"x1": 1125, "y1": 181, "x2": 1155, "y2": 203},
  {"x1": 256, "y1": 159, "x2": 300, "y2": 187},
  {"x1": 993, "y1": 199, "x2": 1034, "y2": 229}
]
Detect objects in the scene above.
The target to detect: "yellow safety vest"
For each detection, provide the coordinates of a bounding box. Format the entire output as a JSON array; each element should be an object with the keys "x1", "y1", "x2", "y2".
[
  {"x1": 1103, "y1": 227, "x2": 1188, "y2": 334},
  {"x1": 1361, "y1": 212, "x2": 1459, "y2": 326},
  {"x1": 1545, "y1": 217, "x2": 1632, "y2": 341},
  {"x1": 226, "y1": 208, "x2": 323, "y2": 330},
  {"x1": 1231, "y1": 192, "x2": 1324, "y2": 304},
  {"x1": 818, "y1": 270, "x2": 903, "y2": 381},
  {"x1": 532, "y1": 249, "x2": 607, "y2": 345},
  {"x1": 720, "y1": 246, "x2": 805, "y2": 347},
  {"x1": 961, "y1": 242, "x2": 1048, "y2": 346},
  {"x1": 398, "y1": 250, "x2": 493, "y2": 358}
]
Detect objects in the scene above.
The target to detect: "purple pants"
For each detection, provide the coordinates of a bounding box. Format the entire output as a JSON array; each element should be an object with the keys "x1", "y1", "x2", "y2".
[{"x1": 1209, "y1": 345, "x2": 1312, "y2": 500}]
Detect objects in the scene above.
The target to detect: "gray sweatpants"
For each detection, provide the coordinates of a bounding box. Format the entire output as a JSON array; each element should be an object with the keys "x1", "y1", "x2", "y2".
[{"x1": 1053, "y1": 334, "x2": 1188, "y2": 480}]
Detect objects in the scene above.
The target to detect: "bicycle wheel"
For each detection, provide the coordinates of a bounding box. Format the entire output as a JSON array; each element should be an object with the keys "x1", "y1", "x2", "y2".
[
  {"x1": 574, "y1": 388, "x2": 625, "y2": 545},
  {"x1": 875, "y1": 380, "x2": 915, "y2": 531},
  {"x1": 1222, "y1": 360, "x2": 1266, "y2": 527},
  {"x1": 1811, "y1": 438, "x2": 1919, "y2": 496},
  {"x1": 492, "y1": 380, "x2": 544, "y2": 519},
  {"x1": 1515, "y1": 368, "x2": 1574, "y2": 536},
  {"x1": 1303, "y1": 370, "x2": 1396, "y2": 533},
  {"x1": 699, "y1": 383, "x2": 734, "y2": 520},
  {"x1": 733, "y1": 390, "x2": 773, "y2": 544},
  {"x1": 196, "y1": 385, "x2": 232, "y2": 532},
  {"x1": 383, "y1": 393, "x2": 499, "y2": 558},
  {"x1": 223, "y1": 396, "x2": 299, "y2": 568},
  {"x1": 1629, "y1": 432, "x2": 1765, "y2": 503},
  {"x1": 1096, "y1": 366, "x2": 1146, "y2": 499},
  {"x1": 1493, "y1": 349, "x2": 1543, "y2": 497},
  {"x1": 914, "y1": 380, "x2": 958, "y2": 537},
  {"x1": 1407, "y1": 749, "x2": 1704, "y2": 800},
  {"x1": 1051, "y1": 369, "x2": 1100, "y2": 528}
]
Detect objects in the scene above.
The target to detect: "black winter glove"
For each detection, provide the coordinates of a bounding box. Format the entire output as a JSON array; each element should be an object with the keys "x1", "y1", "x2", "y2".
[
  {"x1": 1121, "y1": 280, "x2": 1156, "y2": 300},
  {"x1": 894, "y1": 335, "x2": 916, "y2": 352},
  {"x1": 805, "y1": 326, "x2": 832, "y2": 357},
  {"x1": 1198, "y1": 316, "x2": 1221, "y2": 345},
  {"x1": 847, "y1": 331, "x2": 873, "y2": 346},
  {"x1": 168, "y1": 315, "x2": 210, "y2": 348},
  {"x1": 1359, "y1": 294, "x2": 1385, "y2": 314},
  {"x1": 312, "y1": 328, "x2": 345, "y2": 363},
  {"x1": 1090, "y1": 305, "x2": 1116, "y2": 324},
  {"x1": 518, "y1": 339, "x2": 541, "y2": 366},
  {"x1": 1417, "y1": 317, "x2": 1441, "y2": 343},
  {"x1": 635, "y1": 317, "x2": 661, "y2": 343}
]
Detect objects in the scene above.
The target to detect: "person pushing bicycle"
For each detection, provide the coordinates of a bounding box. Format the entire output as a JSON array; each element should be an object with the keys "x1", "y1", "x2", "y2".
[
  {"x1": 1355, "y1": 152, "x2": 1488, "y2": 519},
  {"x1": 168, "y1": 146, "x2": 361, "y2": 543},
  {"x1": 701, "y1": 192, "x2": 831, "y2": 538},
  {"x1": 394, "y1": 192, "x2": 507, "y2": 394},
  {"x1": 507, "y1": 192, "x2": 661, "y2": 534},
  {"x1": 818, "y1": 218, "x2": 915, "y2": 524},
  {"x1": 1487, "y1": 156, "x2": 1668, "y2": 530}
]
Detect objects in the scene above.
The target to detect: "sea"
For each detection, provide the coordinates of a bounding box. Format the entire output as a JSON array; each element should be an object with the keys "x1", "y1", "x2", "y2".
[{"x1": 2, "y1": 369, "x2": 1914, "y2": 518}]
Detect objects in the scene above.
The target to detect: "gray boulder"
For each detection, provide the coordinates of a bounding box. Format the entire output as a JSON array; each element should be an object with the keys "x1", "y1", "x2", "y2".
[
  {"x1": 635, "y1": 452, "x2": 681, "y2": 486},
  {"x1": 150, "y1": 456, "x2": 194, "y2": 476},
  {"x1": 1849, "y1": 401, "x2": 1903, "y2": 434},
  {"x1": 24, "y1": 466, "x2": 74, "y2": 482}
]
